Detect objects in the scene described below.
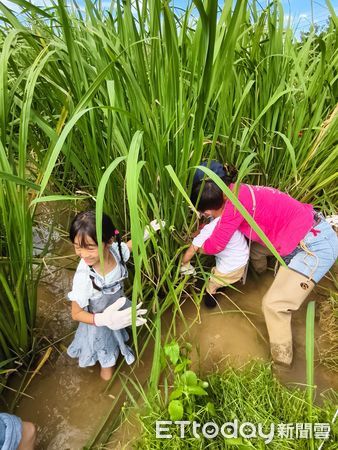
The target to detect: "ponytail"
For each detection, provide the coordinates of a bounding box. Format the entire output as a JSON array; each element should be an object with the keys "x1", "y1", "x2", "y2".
[
  {"x1": 190, "y1": 161, "x2": 238, "y2": 212},
  {"x1": 113, "y1": 227, "x2": 126, "y2": 267},
  {"x1": 192, "y1": 160, "x2": 238, "y2": 188},
  {"x1": 222, "y1": 163, "x2": 238, "y2": 185}
]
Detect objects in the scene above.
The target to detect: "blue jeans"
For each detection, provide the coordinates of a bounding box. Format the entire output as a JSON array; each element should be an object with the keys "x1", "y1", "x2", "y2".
[{"x1": 288, "y1": 219, "x2": 338, "y2": 283}]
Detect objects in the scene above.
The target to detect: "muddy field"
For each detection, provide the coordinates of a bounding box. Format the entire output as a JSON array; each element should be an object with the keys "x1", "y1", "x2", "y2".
[{"x1": 3, "y1": 263, "x2": 337, "y2": 449}]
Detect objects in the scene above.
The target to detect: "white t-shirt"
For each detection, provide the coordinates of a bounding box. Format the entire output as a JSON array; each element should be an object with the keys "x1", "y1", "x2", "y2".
[
  {"x1": 192, "y1": 217, "x2": 249, "y2": 274},
  {"x1": 67, "y1": 242, "x2": 130, "y2": 308}
]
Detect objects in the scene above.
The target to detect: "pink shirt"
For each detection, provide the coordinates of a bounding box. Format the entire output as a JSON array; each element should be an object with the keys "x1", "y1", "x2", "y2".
[{"x1": 202, "y1": 184, "x2": 314, "y2": 257}]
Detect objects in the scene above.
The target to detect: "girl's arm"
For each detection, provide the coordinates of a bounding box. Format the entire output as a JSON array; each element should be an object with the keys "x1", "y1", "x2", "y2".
[
  {"x1": 126, "y1": 239, "x2": 132, "y2": 251},
  {"x1": 71, "y1": 301, "x2": 95, "y2": 325},
  {"x1": 126, "y1": 219, "x2": 165, "y2": 251},
  {"x1": 182, "y1": 244, "x2": 199, "y2": 265}
]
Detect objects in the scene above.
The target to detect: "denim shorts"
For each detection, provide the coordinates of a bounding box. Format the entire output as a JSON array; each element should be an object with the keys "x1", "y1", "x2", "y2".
[
  {"x1": 287, "y1": 219, "x2": 338, "y2": 283},
  {"x1": 0, "y1": 413, "x2": 22, "y2": 450}
]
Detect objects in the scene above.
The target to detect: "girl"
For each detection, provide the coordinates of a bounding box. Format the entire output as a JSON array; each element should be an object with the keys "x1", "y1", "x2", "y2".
[
  {"x1": 0, "y1": 413, "x2": 36, "y2": 450},
  {"x1": 189, "y1": 161, "x2": 338, "y2": 367},
  {"x1": 67, "y1": 210, "x2": 146, "y2": 380},
  {"x1": 180, "y1": 185, "x2": 249, "y2": 307}
]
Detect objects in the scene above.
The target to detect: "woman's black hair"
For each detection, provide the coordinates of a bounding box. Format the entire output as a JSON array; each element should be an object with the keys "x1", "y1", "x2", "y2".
[
  {"x1": 220, "y1": 163, "x2": 238, "y2": 186},
  {"x1": 69, "y1": 210, "x2": 125, "y2": 265},
  {"x1": 191, "y1": 164, "x2": 238, "y2": 212}
]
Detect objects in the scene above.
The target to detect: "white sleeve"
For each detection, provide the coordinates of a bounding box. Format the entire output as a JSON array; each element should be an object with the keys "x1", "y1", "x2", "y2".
[
  {"x1": 192, "y1": 222, "x2": 214, "y2": 248},
  {"x1": 67, "y1": 260, "x2": 92, "y2": 308},
  {"x1": 112, "y1": 242, "x2": 130, "y2": 262}
]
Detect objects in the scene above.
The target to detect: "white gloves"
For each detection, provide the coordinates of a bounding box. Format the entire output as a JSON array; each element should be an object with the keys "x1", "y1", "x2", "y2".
[
  {"x1": 180, "y1": 263, "x2": 196, "y2": 276},
  {"x1": 143, "y1": 219, "x2": 166, "y2": 241},
  {"x1": 94, "y1": 297, "x2": 147, "y2": 329}
]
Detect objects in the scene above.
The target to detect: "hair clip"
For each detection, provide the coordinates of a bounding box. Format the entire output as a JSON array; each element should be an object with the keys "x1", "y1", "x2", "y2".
[{"x1": 114, "y1": 229, "x2": 119, "y2": 235}]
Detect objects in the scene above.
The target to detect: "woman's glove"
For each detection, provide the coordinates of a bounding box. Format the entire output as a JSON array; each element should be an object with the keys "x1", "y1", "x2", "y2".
[
  {"x1": 143, "y1": 219, "x2": 166, "y2": 241},
  {"x1": 94, "y1": 297, "x2": 147, "y2": 329},
  {"x1": 180, "y1": 263, "x2": 196, "y2": 276}
]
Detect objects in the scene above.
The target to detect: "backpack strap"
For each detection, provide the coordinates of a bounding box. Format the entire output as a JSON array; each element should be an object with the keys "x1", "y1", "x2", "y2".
[
  {"x1": 241, "y1": 184, "x2": 256, "y2": 285},
  {"x1": 88, "y1": 266, "x2": 102, "y2": 291}
]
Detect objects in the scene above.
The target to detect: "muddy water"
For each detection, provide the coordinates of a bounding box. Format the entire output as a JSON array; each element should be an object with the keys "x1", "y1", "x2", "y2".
[
  {"x1": 3, "y1": 265, "x2": 337, "y2": 449},
  {"x1": 4, "y1": 265, "x2": 154, "y2": 450},
  {"x1": 176, "y1": 270, "x2": 338, "y2": 395},
  {"x1": 107, "y1": 270, "x2": 338, "y2": 450},
  {"x1": 4, "y1": 269, "x2": 110, "y2": 449}
]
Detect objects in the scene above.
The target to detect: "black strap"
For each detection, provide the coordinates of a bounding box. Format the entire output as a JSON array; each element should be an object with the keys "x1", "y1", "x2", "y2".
[
  {"x1": 89, "y1": 269, "x2": 102, "y2": 291},
  {"x1": 88, "y1": 246, "x2": 126, "y2": 292}
]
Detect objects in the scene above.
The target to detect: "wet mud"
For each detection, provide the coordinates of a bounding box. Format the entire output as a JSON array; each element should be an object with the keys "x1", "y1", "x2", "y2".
[{"x1": 3, "y1": 264, "x2": 337, "y2": 449}]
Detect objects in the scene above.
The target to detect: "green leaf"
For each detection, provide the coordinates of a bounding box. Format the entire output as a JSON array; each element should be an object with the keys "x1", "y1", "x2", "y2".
[
  {"x1": 169, "y1": 388, "x2": 183, "y2": 401},
  {"x1": 164, "y1": 340, "x2": 180, "y2": 365},
  {"x1": 205, "y1": 402, "x2": 216, "y2": 416},
  {"x1": 181, "y1": 370, "x2": 198, "y2": 386},
  {"x1": 165, "y1": 164, "x2": 199, "y2": 214},
  {"x1": 30, "y1": 195, "x2": 90, "y2": 206},
  {"x1": 168, "y1": 400, "x2": 184, "y2": 421},
  {"x1": 0, "y1": 171, "x2": 40, "y2": 191},
  {"x1": 306, "y1": 300, "x2": 315, "y2": 421},
  {"x1": 185, "y1": 386, "x2": 208, "y2": 396},
  {"x1": 96, "y1": 155, "x2": 126, "y2": 272},
  {"x1": 174, "y1": 362, "x2": 186, "y2": 373}
]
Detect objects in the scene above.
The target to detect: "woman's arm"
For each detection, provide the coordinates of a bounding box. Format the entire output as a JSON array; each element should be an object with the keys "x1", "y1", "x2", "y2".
[
  {"x1": 71, "y1": 301, "x2": 95, "y2": 325},
  {"x1": 202, "y1": 203, "x2": 245, "y2": 254}
]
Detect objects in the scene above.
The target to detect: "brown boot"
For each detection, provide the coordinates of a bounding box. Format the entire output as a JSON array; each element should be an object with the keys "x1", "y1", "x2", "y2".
[
  {"x1": 250, "y1": 242, "x2": 273, "y2": 274},
  {"x1": 262, "y1": 266, "x2": 315, "y2": 366},
  {"x1": 270, "y1": 342, "x2": 293, "y2": 367}
]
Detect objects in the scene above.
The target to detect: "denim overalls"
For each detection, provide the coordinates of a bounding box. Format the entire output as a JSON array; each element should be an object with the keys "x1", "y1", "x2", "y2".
[{"x1": 67, "y1": 246, "x2": 135, "y2": 368}]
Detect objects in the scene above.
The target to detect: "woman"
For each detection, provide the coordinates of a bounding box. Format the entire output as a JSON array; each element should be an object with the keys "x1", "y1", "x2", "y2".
[{"x1": 190, "y1": 161, "x2": 338, "y2": 366}]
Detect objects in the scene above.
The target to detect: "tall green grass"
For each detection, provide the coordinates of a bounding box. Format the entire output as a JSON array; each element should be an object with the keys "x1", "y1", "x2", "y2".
[
  {"x1": 133, "y1": 361, "x2": 338, "y2": 449},
  {"x1": 0, "y1": 134, "x2": 38, "y2": 361},
  {"x1": 1, "y1": 0, "x2": 337, "y2": 213},
  {"x1": 306, "y1": 300, "x2": 316, "y2": 450},
  {"x1": 0, "y1": 0, "x2": 337, "y2": 415}
]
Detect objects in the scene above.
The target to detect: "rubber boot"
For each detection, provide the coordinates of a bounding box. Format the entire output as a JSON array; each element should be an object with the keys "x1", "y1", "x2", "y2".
[
  {"x1": 250, "y1": 242, "x2": 272, "y2": 274},
  {"x1": 262, "y1": 266, "x2": 315, "y2": 366},
  {"x1": 204, "y1": 292, "x2": 217, "y2": 308}
]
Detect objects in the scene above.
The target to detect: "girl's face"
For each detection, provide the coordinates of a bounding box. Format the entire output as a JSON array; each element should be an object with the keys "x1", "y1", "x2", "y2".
[
  {"x1": 73, "y1": 235, "x2": 108, "y2": 266},
  {"x1": 199, "y1": 204, "x2": 224, "y2": 220},
  {"x1": 199, "y1": 209, "x2": 214, "y2": 219}
]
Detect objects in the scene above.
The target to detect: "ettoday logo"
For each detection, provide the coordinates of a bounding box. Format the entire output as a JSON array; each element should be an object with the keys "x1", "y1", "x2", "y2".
[{"x1": 155, "y1": 420, "x2": 332, "y2": 443}]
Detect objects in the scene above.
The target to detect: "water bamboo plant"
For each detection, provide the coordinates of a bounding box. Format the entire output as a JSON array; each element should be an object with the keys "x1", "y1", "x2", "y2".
[{"x1": 0, "y1": 0, "x2": 337, "y2": 427}]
